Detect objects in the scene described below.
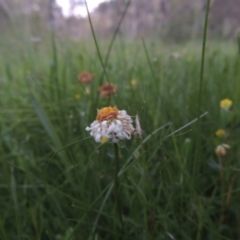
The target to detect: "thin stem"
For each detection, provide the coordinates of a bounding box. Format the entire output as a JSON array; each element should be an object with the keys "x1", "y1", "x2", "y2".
[
  {"x1": 197, "y1": 0, "x2": 211, "y2": 114},
  {"x1": 141, "y1": 38, "x2": 157, "y2": 85},
  {"x1": 195, "y1": 1, "x2": 211, "y2": 240},
  {"x1": 194, "y1": 0, "x2": 211, "y2": 175},
  {"x1": 218, "y1": 157, "x2": 225, "y2": 225},
  {"x1": 85, "y1": 0, "x2": 130, "y2": 114},
  {"x1": 237, "y1": 32, "x2": 240, "y2": 56},
  {"x1": 113, "y1": 143, "x2": 124, "y2": 237}
]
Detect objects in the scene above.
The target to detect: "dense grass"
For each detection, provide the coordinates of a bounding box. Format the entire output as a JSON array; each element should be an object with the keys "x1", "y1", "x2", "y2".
[{"x1": 1, "y1": 16, "x2": 240, "y2": 240}]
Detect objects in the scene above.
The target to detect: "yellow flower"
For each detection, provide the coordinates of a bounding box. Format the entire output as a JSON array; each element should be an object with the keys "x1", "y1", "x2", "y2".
[
  {"x1": 75, "y1": 94, "x2": 81, "y2": 100},
  {"x1": 215, "y1": 129, "x2": 225, "y2": 138},
  {"x1": 133, "y1": 151, "x2": 140, "y2": 159},
  {"x1": 220, "y1": 98, "x2": 232, "y2": 110},
  {"x1": 100, "y1": 136, "x2": 109, "y2": 144},
  {"x1": 130, "y1": 79, "x2": 137, "y2": 86}
]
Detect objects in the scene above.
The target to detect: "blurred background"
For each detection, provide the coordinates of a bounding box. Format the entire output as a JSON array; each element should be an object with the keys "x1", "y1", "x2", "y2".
[{"x1": 1, "y1": 0, "x2": 240, "y2": 41}]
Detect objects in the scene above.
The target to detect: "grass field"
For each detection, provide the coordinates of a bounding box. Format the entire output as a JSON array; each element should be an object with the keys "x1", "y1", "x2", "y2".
[{"x1": 1, "y1": 10, "x2": 240, "y2": 239}]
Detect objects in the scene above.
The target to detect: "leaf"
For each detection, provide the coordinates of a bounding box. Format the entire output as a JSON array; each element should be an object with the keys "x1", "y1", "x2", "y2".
[
  {"x1": 31, "y1": 95, "x2": 66, "y2": 161},
  {"x1": 207, "y1": 159, "x2": 221, "y2": 171}
]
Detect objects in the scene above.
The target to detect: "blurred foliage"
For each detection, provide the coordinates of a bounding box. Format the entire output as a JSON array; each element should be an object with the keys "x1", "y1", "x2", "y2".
[{"x1": 0, "y1": 0, "x2": 240, "y2": 41}]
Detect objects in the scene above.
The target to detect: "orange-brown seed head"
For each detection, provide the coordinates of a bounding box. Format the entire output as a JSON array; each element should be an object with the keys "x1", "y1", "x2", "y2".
[
  {"x1": 78, "y1": 71, "x2": 94, "y2": 84},
  {"x1": 97, "y1": 107, "x2": 118, "y2": 122},
  {"x1": 99, "y1": 83, "x2": 117, "y2": 97}
]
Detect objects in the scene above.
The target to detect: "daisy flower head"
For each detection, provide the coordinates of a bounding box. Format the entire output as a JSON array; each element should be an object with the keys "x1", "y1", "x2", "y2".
[
  {"x1": 78, "y1": 71, "x2": 94, "y2": 84},
  {"x1": 215, "y1": 143, "x2": 230, "y2": 157},
  {"x1": 99, "y1": 83, "x2": 117, "y2": 98},
  {"x1": 220, "y1": 98, "x2": 232, "y2": 111},
  {"x1": 86, "y1": 106, "x2": 135, "y2": 143},
  {"x1": 130, "y1": 79, "x2": 137, "y2": 86}
]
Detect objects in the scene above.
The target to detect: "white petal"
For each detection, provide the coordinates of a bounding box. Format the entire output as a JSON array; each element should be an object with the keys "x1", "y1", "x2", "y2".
[
  {"x1": 123, "y1": 131, "x2": 131, "y2": 139},
  {"x1": 107, "y1": 122, "x2": 116, "y2": 133},
  {"x1": 92, "y1": 123, "x2": 100, "y2": 130},
  {"x1": 119, "y1": 110, "x2": 127, "y2": 116},
  {"x1": 114, "y1": 125, "x2": 122, "y2": 133},
  {"x1": 116, "y1": 132, "x2": 125, "y2": 139},
  {"x1": 86, "y1": 126, "x2": 91, "y2": 131},
  {"x1": 96, "y1": 127, "x2": 101, "y2": 133},
  {"x1": 115, "y1": 119, "x2": 122, "y2": 126},
  {"x1": 101, "y1": 121, "x2": 108, "y2": 127},
  {"x1": 94, "y1": 133, "x2": 102, "y2": 142}
]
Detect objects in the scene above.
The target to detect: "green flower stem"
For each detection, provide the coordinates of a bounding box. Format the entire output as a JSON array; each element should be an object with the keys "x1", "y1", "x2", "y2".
[
  {"x1": 195, "y1": 1, "x2": 211, "y2": 240},
  {"x1": 194, "y1": 0, "x2": 211, "y2": 176},
  {"x1": 218, "y1": 157, "x2": 225, "y2": 225},
  {"x1": 218, "y1": 161, "x2": 237, "y2": 226},
  {"x1": 113, "y1": 143, "x2": 124, "y2": 237}
]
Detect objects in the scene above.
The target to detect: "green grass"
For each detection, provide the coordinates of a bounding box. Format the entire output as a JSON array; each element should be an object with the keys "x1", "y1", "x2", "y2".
[{"x1": 1, "y1": 12, "x2": 240, "y2": 240}]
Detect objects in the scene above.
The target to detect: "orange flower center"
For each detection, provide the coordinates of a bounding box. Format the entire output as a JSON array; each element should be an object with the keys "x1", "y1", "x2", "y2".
[{"x1": 97, "y1": 107, "x2": 118, "y2": 122}]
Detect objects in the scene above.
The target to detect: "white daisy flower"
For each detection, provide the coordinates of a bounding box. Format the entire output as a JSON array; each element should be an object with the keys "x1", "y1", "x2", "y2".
[{"x1": 86, "y1": 106, "x2": 135, "y2": 143}]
